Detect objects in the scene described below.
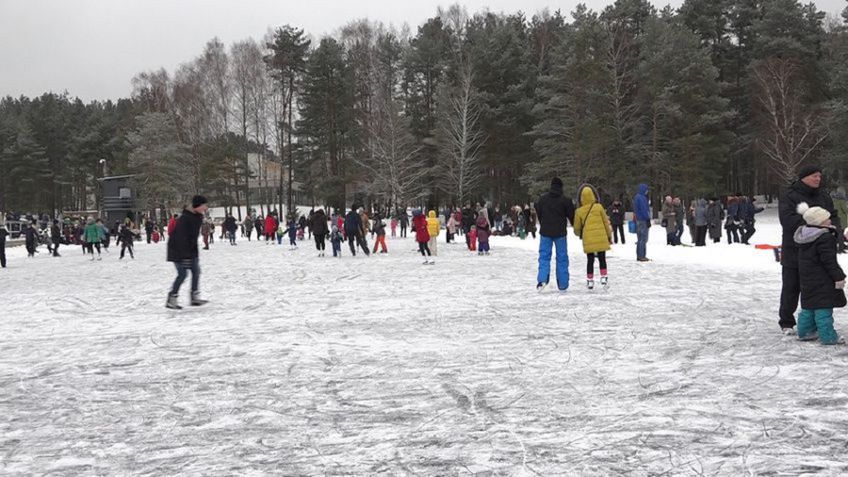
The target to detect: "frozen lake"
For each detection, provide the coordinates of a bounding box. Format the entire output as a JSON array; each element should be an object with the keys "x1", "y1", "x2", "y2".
[{"x1": 2, "y1": 208, "x2": 848, "y2": 475}]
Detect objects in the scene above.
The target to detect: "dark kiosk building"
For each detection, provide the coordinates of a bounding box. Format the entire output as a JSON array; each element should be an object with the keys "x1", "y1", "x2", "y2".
[{"x1": 98, "y1": 175, "x2": 138, "y2": 225}]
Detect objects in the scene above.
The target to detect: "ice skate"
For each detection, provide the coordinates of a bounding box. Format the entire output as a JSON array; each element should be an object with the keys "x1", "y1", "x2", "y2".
[
  {"x1": 190, "y1": 292, "x2": 208, "y2": 307},
  {"x1": 166, "y1": 294, "x2": 182, "y2": 310},
  {"x1": 600, "y1": 276, "x2": 608, "y2": 287},
  {"x1": 536, "y1": 282, "x2": 547, "y2": 292},
  {"x1": 822, "y1": 336, "x2": 846, "y2": 345},
  {"x1": 587, "y1": 279, "x2": 595, "y2": 290},
  {"x1": 797, "y1": 332, "x2": 818, "y2": 342},
  {"x1": 781, "y1": 327, "x2": 797, "y2": 336}
]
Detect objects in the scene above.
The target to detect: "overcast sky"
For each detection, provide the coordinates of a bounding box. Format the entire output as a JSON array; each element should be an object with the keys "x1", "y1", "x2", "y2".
[{"x1": 1, "y1": 0, "x2": 845, "y2": 101}]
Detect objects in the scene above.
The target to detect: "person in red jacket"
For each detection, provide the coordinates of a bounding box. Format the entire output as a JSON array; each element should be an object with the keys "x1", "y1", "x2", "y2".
[
  {"x1": 412, "y1": 210, "x2": 434, "y2": 265},
  {"x1": 264, "y1": 213, "x2": 278, "y2": 244},
  {"x1": 167, "y1": 214, "x2": 178, "y2": 236}
]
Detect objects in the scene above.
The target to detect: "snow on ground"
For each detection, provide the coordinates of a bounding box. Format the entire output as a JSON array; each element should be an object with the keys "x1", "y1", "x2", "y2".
[{"x1": 2, "y1": 208, "x2": 848, "y2": 475}]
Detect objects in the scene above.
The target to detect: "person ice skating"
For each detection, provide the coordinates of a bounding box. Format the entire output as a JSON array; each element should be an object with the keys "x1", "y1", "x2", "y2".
[
  {"x1": 661, "y1": 195, "x2": 677, "y2": 246},
  {"x1": 525, "y1": 205, "x2": 538, "y2": 239},
  {"x1": 779, "y1": 166, "x2": 840, "y2": 334},
  {"x1": 119, "y1": 224, "x2": 135, "y2": 259},
  {"x1": 739, "y1": 196, "x2": 764, "y2": 244},
  {"x1": 287, "y1": 219, "x2": 298, "y2": 248},
  {"x1": 793, "y1": 203, "x2": 846, "y2": 345},
  {"x1": 166, "y1": 195, "x2": 209, "y2": 309},
  {"x1": 243, "y1": 215, "x2": 254, "y2": 241},
  {"x1": 0, "y1": 219, "x2": 8, "y2": 268},
  {"x1": 574, "y1": 184, "x2": 612, "y2": 290},
  {"x1": 461, "y1": 205, "x2": 476, "y2": 250},
  {"x1": 725, "y1": 195, "x2": 740, "y2": 244},
  {"x1": 476, "y1": 209, "x2": 491, "y2": 255},
  {"x1": 399, "y1": 210, "x2": 409, "y2": 238},
  {"x1": 634, "y1": 183, "x2": 651, "y2": 261},
  {"x1": 446, "y1": 212, "x2": 458, "y2": 242},
  {"x1": 311, "y1": 208, "x2": 328, "y2": 256},
  {"x1": 693, "y1": 199, "x2": 708, "y2": 247},
  {"x1": 98, "y1": 219, "x2": 111, "y2": 253},
  {"x1": 224, "y1": 214, "x2": 237, "y2": 245},
  {"x1": 265, "y1": 213, "x2": 277, "y2": 243},
  {"x1": 390, "y1": 216, "x2": 398, "y2": 237},
  {"x1": 426, "y1": 210, "x2": 440, "y2": 256},
  {"x1": 254, "y1": 216, "x2": 264, "y2": 241},
  {"x1": 535, "y1": 177, "x2": 576, "y2": 291},
  {"x1": 152, "y1": 227, "x2": 161, "y2": 243},
  {"x1": 84, "y1": 218, "x2": 102, "y2": 260},
  {"x1": 23, "y1": 221, "x2": 38, "y2": 257},
  {"x1": 412, "y1": 210, "x2": 434, "y2": 264},
  {"x1": 50, "y1": 219, "x2": 62, "y2": 257},
  {"x1": 372, "y1": 215, "x2": 388, "y2": 254},
  {"x1": 608, "y1": 200, "x2": 625, "y2": 244},
  {"x1": 673, "y1": 198, "x2": 685, "y2": 245},
  {"x1": 144, "y1": 217, "x2": 154, "y2": 244},
  {"x1": 706, "y1": 198, "x2": 724, "y2": 244},
  {"x1": 330, "y1": 225, "x2": 343, "y2": 257},
  {"x1": 347, "y1": 208, "x2": 370, "y2": 256},
  {"x1": 201, "y1": 219, "x2": 212, "y2": 250}
]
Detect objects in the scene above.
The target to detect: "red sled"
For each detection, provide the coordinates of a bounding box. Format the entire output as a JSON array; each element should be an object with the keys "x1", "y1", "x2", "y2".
[{"x1": 755, "y1": 244, "x2": 781, "y2": 262}]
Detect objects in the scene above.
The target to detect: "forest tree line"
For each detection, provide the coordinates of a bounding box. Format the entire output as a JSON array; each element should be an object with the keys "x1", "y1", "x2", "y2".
[{"x1": 2, "y1": 0, "x2": 848, "y2": 218}]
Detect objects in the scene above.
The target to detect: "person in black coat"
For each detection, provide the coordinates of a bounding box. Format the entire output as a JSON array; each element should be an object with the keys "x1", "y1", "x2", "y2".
[
  {"x1": 24, "y1": 221, "x2": 39, "y2": 257},
  {"x1": 778, "y1": 166, "x2": 839, "y2": 333},
  {"x1": 223, "y1": 214, "x2": 238, "y2": 245},
  {"x1": 344, "y1": 208, "x2": 369, "y2": 256},
  {"x1": 0, "y1": 221, "x2": 8, "y2": 268},
  {"x1": 50, "y1": 219, "x2": 62, "y2": 257},
  {"x1": 119, "y1": 224, "x2": 135, "y2": 259},
  {"x1": 608, "y1": 200, "x2": 626, "y2": 244},
  {"x1": 534, "y1": 177, "x2": 576, "y2": 291},
  {"x1": 311, "y1": 209, "x2": 329, "y2": 256},
  {"x1": 166, "y1": 195, "x2": 208, "y2": 309},
  {"x1": 793, "y1": 204, "x2": 845, "y2": 344},
  {"x1": 144, "y1": 217, "x2": 154, "y2": 244}
]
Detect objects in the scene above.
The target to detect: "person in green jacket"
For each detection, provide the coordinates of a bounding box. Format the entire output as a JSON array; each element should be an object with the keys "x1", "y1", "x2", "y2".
[{"x1": 84, "y1": 217, "x2": 102, "y2": 260}]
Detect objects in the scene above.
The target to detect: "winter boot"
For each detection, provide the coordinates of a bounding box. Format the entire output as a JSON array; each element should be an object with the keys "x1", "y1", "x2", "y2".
[
  {"x1": 166, "y1": 294, "x2": 182, "y2": 310},
  {"x1": 190, "y1": 292, "x2": 208, "y2": 306}
]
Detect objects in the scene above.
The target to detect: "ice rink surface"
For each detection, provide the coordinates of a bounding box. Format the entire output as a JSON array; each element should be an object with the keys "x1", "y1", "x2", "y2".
[{"x1": 2, "y1": 208, "x2": 848, "y2": 475}]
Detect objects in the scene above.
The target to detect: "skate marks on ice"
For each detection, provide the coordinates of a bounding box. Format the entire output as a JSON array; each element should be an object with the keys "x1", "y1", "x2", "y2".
[{"x1": 1, "y1": 238, "x2": 848, "y2": 474}]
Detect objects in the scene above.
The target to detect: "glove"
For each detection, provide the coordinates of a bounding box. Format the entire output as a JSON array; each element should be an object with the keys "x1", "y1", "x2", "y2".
[{"x1": 836, "y1": 280, "x2": 845, "y2": 289}]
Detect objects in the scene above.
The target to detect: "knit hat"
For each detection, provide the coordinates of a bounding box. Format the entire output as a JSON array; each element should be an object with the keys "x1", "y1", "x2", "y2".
[
  {"x1": 798, "y1": 165, "x2": 822, "y2": 180},
  {"x1": 797, "y1": 202, "x2": 830, "y2": 226},
  {"x1": 191, "y1": 195, "x2": 208, "y2": 208},
  {"x1": 551, "y1": 177, "x2": 563, "y2": 189}
]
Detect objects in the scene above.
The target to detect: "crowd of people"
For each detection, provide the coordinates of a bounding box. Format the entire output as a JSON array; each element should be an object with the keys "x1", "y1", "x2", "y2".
[{"x1": 2, "y1": 166, "x2": 846, "y2": 344}]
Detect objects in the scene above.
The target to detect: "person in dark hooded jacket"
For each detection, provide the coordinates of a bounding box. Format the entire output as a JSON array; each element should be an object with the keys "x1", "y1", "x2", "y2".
[
  {"x1": 311, "y1": 209, "x2": 328, "y2": 256},
  {"x1": 778, "y1": 166, "x2": 840, "y2": 333},
  {"x1": 25, "y1": 221, "x2": 39, "y2": 257},
  {"x1": 534, "y1": 177, "x2": 576, "y2": 291},
  {"x1": 344, "y1": 208, "x2": 370, "y2": 256},
  {"x1": 793, "y1": 203, "x2": 845, "y2": 344}
]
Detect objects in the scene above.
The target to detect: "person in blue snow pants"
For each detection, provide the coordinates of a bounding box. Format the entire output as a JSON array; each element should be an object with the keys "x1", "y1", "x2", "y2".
[
  {"x1": 537, "y1": 236, "x2": 569, "y2": 289},
  {"x1": 534, "y1": 177, "x2": 575, "y2": 290}
]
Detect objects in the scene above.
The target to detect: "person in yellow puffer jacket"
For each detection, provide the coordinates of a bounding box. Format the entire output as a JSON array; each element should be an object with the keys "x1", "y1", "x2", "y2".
[
  {"x1": 573, "y1": 184, "x2": 613, "y2": 290},
  {"x1": 427, "y1": 210, "x2": 441, "y2": 256}
]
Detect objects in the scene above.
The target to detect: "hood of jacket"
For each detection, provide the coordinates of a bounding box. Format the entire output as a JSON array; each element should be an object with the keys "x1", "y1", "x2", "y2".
[
  {"x1": 577, "y1": 184, "x2": 599, "y2": 207},
  {"x1": 638, "y1": 183, "x2": 649, "y2": 196},
  {"x1": 794, "y1": 225, "x2": 832, "y2": 245},
  {"x1": 549, "y1": 182, "x2": 563, "y2": 197},
  {"x1": 428, "y1": 210, "x2": 436, "y2": 219}
]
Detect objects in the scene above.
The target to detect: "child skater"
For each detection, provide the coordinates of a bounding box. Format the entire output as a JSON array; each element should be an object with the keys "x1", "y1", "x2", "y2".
[
  {"x1": 476, "y1": 208, "x2": 491, "y2": 255},
  {"x1": 794, "y1": 203, "x2": 846, "y2": 344},
  {"x1": 330, "y1": 225, "x2": 343, "y2": 258},
  {"x1": 287, "y1": 219, "x2": 298, "y2": 249},
  {"x1": 573, "y1": 183, "x2": 612, "y2": 290}
]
